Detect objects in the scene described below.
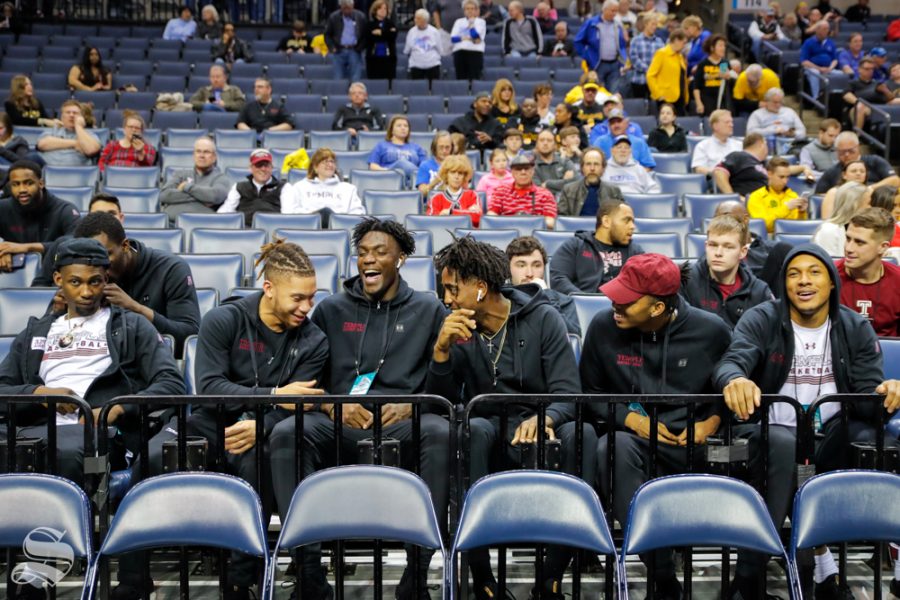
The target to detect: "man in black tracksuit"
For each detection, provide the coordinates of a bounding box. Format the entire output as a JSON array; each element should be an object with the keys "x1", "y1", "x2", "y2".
[
  {"x1": 426, "y1": 236, "x2": 586, "y2": 600},
  {"x1": 449, "y1": 92, "x2": 504, "y2": 151},
  {"x1": 34, "y1": 212, "x2": 201, "y2": 350},
  {"x1": 132, "y1": 242, "x2": 329, "y2": 600},
  {"x1": 714, "y1": 244, "x2": 900, "y2": 600},
  {"x1": 580, "y1": 253, "x2": 732, "y2": 600},
  {"x1": 550, "y1": 197, "x2": 644, "y2": 295},
  {"x1": 681, "y1": 215, "x2": 773, "y2": 329},
  {"x1": 269, "y1": 218, "x2": 449, "y2": 600},
  {"x1": 0, "y1": 160, "x2": 80, "y2": 271}
]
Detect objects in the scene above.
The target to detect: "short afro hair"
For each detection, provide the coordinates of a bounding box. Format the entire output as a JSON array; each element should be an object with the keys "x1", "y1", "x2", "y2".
[
  {"x1": 351, "y1": 217, "x2": 416, "y2": 256},
  {"x1": 434, "y1": 235, "x2": 510, "y2": 293}
]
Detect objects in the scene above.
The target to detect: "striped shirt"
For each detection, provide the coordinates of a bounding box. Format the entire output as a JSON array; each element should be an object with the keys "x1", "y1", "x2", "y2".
[{"x1": 487, "y1": 183, "x2": 557, "y2": 217}]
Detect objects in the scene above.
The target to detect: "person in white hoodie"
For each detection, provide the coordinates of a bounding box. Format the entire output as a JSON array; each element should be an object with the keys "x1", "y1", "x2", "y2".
[
  {"x1": 281, "y1": 148, "x2": 365, "y2": 225},
  {"x1": 601, "y1": 135, "x2": 661, "y2": 194}
]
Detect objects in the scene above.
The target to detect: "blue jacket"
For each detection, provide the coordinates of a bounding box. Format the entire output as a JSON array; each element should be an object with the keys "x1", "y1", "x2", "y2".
[
  {"x1": 592, "y1": 132, "x2": 657, "y2": 169},
  {"x1": 800, "y1": 35, "x2": 837, "y2": 68},
  {"x1": 589, "y1": 120, "x2": 644, "y2": 140},
  {"x1": 687, "y1": 29, "x2": 711, "y2": 73},
  {"x1": 574, "y1": 15, "x2": 627, "y2": 69}
]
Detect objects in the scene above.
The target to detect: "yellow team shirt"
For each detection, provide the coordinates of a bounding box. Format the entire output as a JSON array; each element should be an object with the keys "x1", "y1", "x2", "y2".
[
  {"x1": 746, "y1": 185, "x2": 805, "y2": 233},
  {"x1": 733, "y1": 68, "x2": 781, "y2": 102},
  {"x1": 281, "y1": 148, "x2": 310, "y2": 175}
]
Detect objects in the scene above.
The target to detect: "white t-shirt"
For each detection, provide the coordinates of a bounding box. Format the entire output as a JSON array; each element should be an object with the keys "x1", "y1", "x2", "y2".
[
  {"x1": 771, "y1": 319, "x2": 838, "y2": 428},
  {"x1": 692, "y1": 136, "x2": 743, "y2": 171},
  {"x1": 39, "y1": 308, "x2": 112, "y2": 425}
]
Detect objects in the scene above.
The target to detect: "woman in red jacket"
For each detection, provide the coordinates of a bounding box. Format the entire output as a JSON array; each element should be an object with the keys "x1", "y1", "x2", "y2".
[{"x1": 425, "y1": 154, "x2": 483, "y2": 227}]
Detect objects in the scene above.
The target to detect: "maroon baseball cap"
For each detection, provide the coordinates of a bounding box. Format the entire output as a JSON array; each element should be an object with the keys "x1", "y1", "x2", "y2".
[{"x1": 600, "y1": 253, "x2": 681, "y2": 304}]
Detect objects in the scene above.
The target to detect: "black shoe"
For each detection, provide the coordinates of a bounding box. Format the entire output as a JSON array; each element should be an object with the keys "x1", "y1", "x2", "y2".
[
  {"x1": 645, "y1": 575, "x2": 682, "y2": 600},
  {"x1": 473, "y1": 578, "x2": 517, "y2": 600},
  {"x1": 528, "y1": 578, "x2": 565, "y2": 600},
  {"x1": 14, "y1": 585, "x2": 46, "y2": 600},
  {"x1": 395, "y1": 564, "x2": 432, "y2": 600},
  {"x1": 815, "y1": 575, "x2": 854, "y2": 600},
  {"x1": 290, "y1": 568, "x2": 335, "y2": 600},
  {"x1": 111, "y1": 583, "x2": 156, "y2": 600},
  {"x1": 728, "y1": 575, "x2": 783, "y2": 600},
  {"x1": 223, "y1": 586, "x2": 253, "y2": 600},
  {"x1": 890, "y1": 578, "x2": 900, "y2": 599}
]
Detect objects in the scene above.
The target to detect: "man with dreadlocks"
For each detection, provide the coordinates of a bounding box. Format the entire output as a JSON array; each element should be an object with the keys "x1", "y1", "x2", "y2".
[
  {"x1": 119, "y1": 240, "x2": 329, "y2": 600},
  {"x1": 269, "y1": 217, "x2": 449, "y2": 600},
  {"x1": 425, "y1": 235, "x2": 586, "y2": 600}
]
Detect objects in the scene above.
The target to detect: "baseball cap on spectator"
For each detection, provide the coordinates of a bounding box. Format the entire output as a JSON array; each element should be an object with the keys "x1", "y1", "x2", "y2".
[
  {"x1": 607, "y1": 108, "x2": 626, "y2": 121},
  {"x1": 54, "y1": 238, "x2": 111, "y2": 270},
  {"x1": 583, "y1": 83, "x2": 601, "y2": 92},
  {"x1": 504, "y1": 128, "x2": 524, "y2": 139},
  {"x1": 250, "y1": 149, "x2": 273, "y2": 165},
  {"x1": 510, "y1": 155, "x2": 535, "y2": 168},
  {"x1": 870, "y1": 47, "x2": 887, "y2": 58},
  {"x1": 612, "y1": 135, "x2": 632, "y2": 146},
  {"x1": 600, "y1": 254, "x2": 681, "y2": 304},
  {"x1": 474, "y1": 91, "x2": 491, "y2": 102}
]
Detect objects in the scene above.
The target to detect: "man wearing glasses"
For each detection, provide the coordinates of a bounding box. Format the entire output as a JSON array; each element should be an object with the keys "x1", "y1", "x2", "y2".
[
  {"x1": 160, "y1": 137, "x2": 232, "y2": 223},
  {"x1": 814, "y1": 130, "x2": 900, "y2": 194}
]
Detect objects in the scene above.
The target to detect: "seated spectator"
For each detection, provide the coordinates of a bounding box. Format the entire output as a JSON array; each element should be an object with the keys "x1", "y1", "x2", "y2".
[
  {"x1": 799, "y1": 118, "x2": 840, "y2": 179},
  {"x1": 425, "y1": 154, "x2": 482, "y2": 226},
  {"x1": 476, "y1": 148, "x2": 514, "y2": 203},
  {"x1": 800, "y1": 21, "x2": 837, "y2": 100},
  {"x1": 480, "y1": 0, "x2": 506, "y2": 30},
  {"x1": 196, "y1": 4, "x2": 223, "y2": 41},
  {"x1": 534, "y1": 1, "x2": 557, "y2": 32},
  {"x1": 0, "y1": 160, "x2": 80, "y2": 271},
  {"x1": 212, "y1": 23, "x2": 253, "y2": 66},
  {"x1": 692, "y1": 108, "x2": 742, "y2": 175},
  {"x1": 159, "y1": 137, "x2": 231, "y2": 221},
  {"x1": 415, "y1": 130, "x2": 453, "y2": 195},
  {"x1": 715, "y1": 133, "x2": 771, "y2": 201},
  {"x1": 647, "y1": 102, "x2": 688, "y2": 152},
  {"x1": 558, "y1": 147, "x2": 624, "y2": 216},
  {"x1": 552, "y1": 102, "x2": 588, "y2": 148},
  {"x1": 588, "y1": 97, "x2": 645, "y2": 139},
  {"x1": 574, "y1": 82, "x2": 607, "y2": 134},
  {"x1": 812, "y1": 181, "x2": 867, "y2": 256},
  {"x1": 501, "y1": 0, "x2": 543, "y2": 56},
  {"x1": 746, "y1": 156, "x2": 808, "y2": 232},
  {"x1": 868, "y1": 186, "x2": 900, "y2": 250},
  {"x1": 837, "y1": 32, "x2": 864, "y2": 77},
  {"x1": 533, "y1": 129, "x2": 577, "y2": 193},
  {"x1": 551, "y1": 196, "x2": 642, "y2": 292},
  {"x1": 591, "y1": 108, "x2": 656, "y2": 169},
  {"x1": 189, "y1": 64, "x2": 246, "y2": 113},
  {"x1": 544, "y1": 21, "x2": 573, "y2": 56},
  {"x1": 691, "y1": 34, "x2": 735, "y2": 117},
  {"x1": 67, "y1": 47, "x2": 112, "y2": 92},
  {"x1": 0, "y1": 112, "x2": 30, "y2": 166},
  {"x1": 506, "y1": 236, "x2": 581, "y2": 335},
  {"x1": 844, "y1": 0, "x2": 870, "y2": 22},
  {"x1": 98, "y1": 111, "x2": 156, "y2": 172},
  {"x1": 516, "y1": 98, "x2": 544, "y2": 151},
  {"x1": 746, "y1": 87, "x2": 806, "y2": 142},
  {"x1": 404, "y1": 9, "x2": 442, "y2": 80},
  {"x1": 282, "y1": 148, "x2": 365, "y2": 221},
  {"x1": 714, "y1": 199, "x2": 792, "y2": 291},
  {"x1": 574, "y1": 1, "x2": 628, "y2": 93},
  {"x1": 748, "y1": 9, "x2": 785, "y2": 63},
  {"x1": 237, "y1": 78, "x2": 293, "y2": 133},
  {"x1": 163, "y1": 6, "x2": 197, "y2": 42},
  {"x1": 647, "y1": 29, "x2": 689, "y2": 114},
  {"x1": 450, "y1": 0, "x2": 487, "y2": 80},
  {"x1": 332, "y1": 82, "x2": 386, "y2": 136},
  {"x1": 278, "y1": 19, "x2": 310, "y2": 53},
  {"x1": 365, "y1": 0, "x2": 398, "y2": 80},
  {"x1": 491, "y1": 78, "x2": 520, "y2": 127},
  {"x1": 681, "y1": 214, "x2": 773, "y2": 328},
  {"x1": 839, "y1": 207, "x2": 900, "y2": 337},
  {"x1": 628, "y1": 12, "x2": 665, "y2": 99},
  {"x1": 869, "y1": 47, "x2": 890, "y2": 82},
  {"x1": 682, "y1": 15, "x2": 711, "y2": 74},
  {"x1": 732, "y1": 63, "x2": 781, "y2": 116},
  {"x1": 564, "y1": 70, "x2": 606, "y2": 106},
  {"x1": 449, "y1": 91, "x2": 502, "y2": 150},
  {"x1": 218, "y1": 149, "x2": 287, "y2": 226},
  {"x1": 886, "y1": 63, "x2": 900, "y2": 98},
  {"x1": 814, "y1": 131, "x2": 900, "y2": 195},
  {"x1": 557, "y1": 125, "x2": 583, "y2": 166},
  {"x1": 503, "y1": 128, "x2": 524, "y2": 160},
  {"x1": 487, "y1": 154, "x2": 557, "y2": 228},
  {"x1": 0, "y1": 2, "x2": 20, "y2": 35},
  {"x1": 820, "y1": 159, "x2": 867, "y2": 219},
  {"x1": 5, "y1": 75, "x2": 57, "y2": 128},
  {"x1": 36, "y1": 100, "x2": 100, "y2": 167},
  {"x1": 844, "y1": 57, "x2": 900, "y2": 131},
  {"x1": 780, "y1": 12, "x2": 803, "y2": 43},
  {"x1": 367, "y1": 115, "x2": 428, "y2": 184},
  {"x1": 602, "y1": 135, "x2": 661, "y2": 193}
]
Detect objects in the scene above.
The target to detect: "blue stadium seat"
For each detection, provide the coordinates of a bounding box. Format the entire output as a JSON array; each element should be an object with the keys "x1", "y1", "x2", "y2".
[
  {"x1": 556, "y1": 216, "x2": 595, "y2": 232},
  {"x1": 288, "y1": 170, "x2": 308, "y2": 184},
  {"x1": 329, "y1": 214, "x2": 394, "y2": 233},
  {"x1": 217, "y1": 148, "x2": 253, "y2": 170},
  {"x1": 190, "y1": 228, "x2": 267, "y2": 278},
  {"x1": 333, "y1": 151, "x2": 371, "y2": 177},
  {"x1": 568, "y1": 333, "x2": 581, "y2": 363},
  {"x1": 284, "y1": 95, "x2": 323, "y2": 114},
  {"x1": 225, "y1": 167, "x2": 252, "y2": 185},
  {"x1": 124, "y1": 213, "x2": 167, "y2": 228},
  {"x1": 48, "y1": 186, "x2": 93, "y2": 211},
  {"x1": 309, "y1": 131, "x2": 352, "y2": 152},
  {"x1": 400, "y1": 256, "x2": 436, "y2": 293},
  {"x1": 262, "y1": 129, "x2": 305, "y2": 151},
  {"x1": 176, "y1": 212, "x2": 244, "y2": 240},
  {"x1": 178, "y1": 253, "x2": 244, "y2": 297},
  {"x1": 294, "y1": 113, "x2": 333, "y2": 133},
  {"x1": 194, "y1": 288, "x2": 218, "y2": 320},
  {"x1": 273, "y1": 229, "x2": 351, "y2": 277},
  {"x1": 430, "y1": 114, "x2": 457, "y2": 132},
  {"x1": 350, "y1": 169, "x2": 405, "y2": 192},
  {"x1": 774, "y1": 219, "x2": 823, "y2": 235},
  {"x1": 453, "y1": 228, "x2": 517, "y2": 252},
  {"x1": 656, "y1": 173, "x2": 707, "y2": 197},
  {"x1": 103, "y1": 188, "x2": 161, "y2": 213},
  {"x1": 479, "y1": 215, "x2": 546, "y2": 238},
  {"x1": 0, "y1": 335, "x2": 14, "y2": 360},
  {"x1": 0, "y1": 253, "x2": 41, "y2": 288},
  {"x1": 166, "y1": 129, "x2": 205, "y2": 148},
  {"x1": 104, "y1": 166, "x2": 159, "y2": 189},
  {"x1": 74, "y1": 90, "x2": 116, "y2": 111},
  {"x1": 215, "y1": 129, "x2": 257, "y2": 150},
  {"x1": 364, "y1": 190, "x2": 422, "y2": 222},
  {"x1": 252, "y1": 213, "x2": 321, "y2": 237},
  {"x1": 651, "y1": 153, "x2": 692, "y2": 174},
  {"x1": 407, "y1": 96, "x2": 445, "y2": 116},
  {"x1": 409, "y1": 231, "x2": 433, "y2": 256},
  {"x1": 44, "y1": 166, "x2": 100, "y2": 189},
  {"x1": 15, "y1": 126, "x2": 45, "y2": 147},
  {"x1": 451, "y1": 470, "x2": 616, "y2": 600},
  {"x1": 533, "y1": 230, "x2": 574, "y2": 258},
  {"x1": 197, "y1": 111, "x2": 240, "y2": 131},
  {"x1": 431, "y1": 80, "x2": 469, "y2": 98},
  {"x1": 774, "y1": 233, "x2": 812, "y2": 246},
  {"x1": 406, "y1": 215, "x2": 472, "y2": 252},
  {"x1": 355, "y1": 131, "x2": 385, "y2": 153},
  {"x1": 83, "y1": 472, "x2": 269, "y2": 600},
  {"x1": 126, "y1": 228, "x2": 184, "y2": 254},
  {"x1": 152, "y1": 111, "x2": 198, "y2": 131},
  {"x1": 634, "y1": 218, "x2": 691, "y2": 239},
  {"x1": 682, "y1": 194, "x2": 742, "y2": 231},
  {"x1": 272, "y1": 465, "x2": 444, "y2": 596},
  {"x1": 622, "y1": 193, "x2": 678, "y2": 219},
  {"x1": 571, "y1": 294, "x2": 612, "y2": 334},
  {"x1": 266, "y1": 64, "x2": 300, "y2": 79},
  {"x1": 116, "y1": 91, "x2": 157, "y2": 112},
  {"x1": 0, "y1": 288, "x2": 58, "y2": 336},
  {"x1": 632, "y1": 232, "x2": 683, "y2": 257},
  {"x1": 106, "y1": 108, "x2": 150, "y2": 129},
  {"x1": 183, "y1": 334, "x2": 199, "y2": 394},
  {"x1": 685, "y1": 233, "x2": 706, "y2": 258}
]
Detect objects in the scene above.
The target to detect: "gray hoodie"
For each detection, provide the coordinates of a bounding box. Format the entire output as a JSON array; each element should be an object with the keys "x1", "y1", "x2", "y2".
[{"x1": 601, "y1": 157, "x2": 661, "y2": 194}]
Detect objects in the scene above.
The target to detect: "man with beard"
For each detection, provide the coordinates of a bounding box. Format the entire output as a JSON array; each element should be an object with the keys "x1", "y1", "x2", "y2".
[
  {"x1": 557, "y1": 148, "x2": 624, "y2": 216},
  {"x1": 449, "y1": 91, "x2": 503, "y2": 151},
  {"x1": 551, "y1": 196, "x2": 644, "y2": 293},
  {"x1": 516, "y1": 97, "x2": 544, "y2": 151},
  {"x1": 0, "y1": 160, "x2": 81, "y2": 271}
]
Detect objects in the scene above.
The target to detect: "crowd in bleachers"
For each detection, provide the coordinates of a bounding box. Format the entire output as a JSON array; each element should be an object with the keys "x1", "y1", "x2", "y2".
[{"x1": 3, "y1": 1, "x2": 900, "y2": 599}]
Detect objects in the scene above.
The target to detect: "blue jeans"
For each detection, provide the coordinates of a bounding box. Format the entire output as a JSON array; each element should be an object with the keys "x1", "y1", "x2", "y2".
[
  {"x1": 389, "y1": 158, "x2": 419, "y2": 187},
  {"x1": 202, "y1": 102, "x2": 226, "y2": 112},
  {"x1": 334, "y1": 49, "x2": 363, "y2": 81},
  {"x1": 596, "y1": 60, "x2": 622, "y2": 94},
  {"x1": 508, "y1": 49, "x2": 536, "y2": 57},
  {"x1": 804, "y1": 67, "x2": 822, "y2": 99}
]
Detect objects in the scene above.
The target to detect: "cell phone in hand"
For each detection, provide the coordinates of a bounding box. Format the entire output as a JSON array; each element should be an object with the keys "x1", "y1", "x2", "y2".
[
  {"x1": 132, "y1": 133, "x2": 142, "y2": 141},
  {"x1": 11, "y1": 254, "x2": 25, "y2": 269}
]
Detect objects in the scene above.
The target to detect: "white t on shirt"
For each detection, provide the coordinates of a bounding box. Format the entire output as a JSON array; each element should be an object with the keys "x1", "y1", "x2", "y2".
[
  {"x1": 39, "y1": 308, "x2": 112, "y2": 425},
  {"x1": 771, "y1": 319, "x2": 838, "y2": 428}
]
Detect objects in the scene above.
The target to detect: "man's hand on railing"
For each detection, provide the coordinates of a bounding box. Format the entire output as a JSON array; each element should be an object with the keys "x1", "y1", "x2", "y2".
[
  {"x1": 675, "y1": 415, "x2": 721, "y2": 446},
  {"x1": 224, "y1": 420, "x2": 257, "y2": 455},
  {"x1": 91, "y1": 405, "x2": 124, "y2": 426},
  {"x1": 33, "y1": 387, "x2": 78, "y2": 414},
  {"x1": 723, "y1": 377, "x2": 762, "y2": 421},
  {"x1": 510, "y1": 415, "x2": 556, "y2": 446},
  {"x1": 876, "y1": 380, "x2": 900, "y2": 413},
  {"x1": 382, "y1": 403, "x2": 412, "y2": 426},
  {"x1": 625, "y1": 412, "x2": 680, "y2": 445}
]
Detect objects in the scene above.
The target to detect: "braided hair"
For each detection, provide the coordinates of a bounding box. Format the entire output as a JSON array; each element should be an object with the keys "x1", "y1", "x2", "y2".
[
  {"x1": 434, "y1": 235, "x2": 510, "y2": 293},
  {"x1": 254, "y1": 239, "x2": 315, "y2": 282},
  {"x1": 351, "y1": 217, "x2": 416, "y2": 256}
]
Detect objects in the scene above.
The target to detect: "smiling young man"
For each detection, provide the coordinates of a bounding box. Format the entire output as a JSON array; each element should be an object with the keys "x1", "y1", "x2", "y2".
[
  {"x1": 681, "y1": 215, "x2": 773, "y2": 328},
  {"x1": 837, "y1": 207, "x2": 900, "y2": 337},
  {"x1": 269, "y1": 217, "x2": 449, "y2": 600},
  {"x1": 714, "y1": 244, "x2": 900, "y2": 600}
]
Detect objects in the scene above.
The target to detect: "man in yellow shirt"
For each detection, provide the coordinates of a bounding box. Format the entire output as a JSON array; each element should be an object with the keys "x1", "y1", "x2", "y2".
[
  {"x1": 747, "y1": 156, "x2": 809, "y2": 233},
  {"x1": 733, "y1": 63, "x2": 781, "y2": 116}
]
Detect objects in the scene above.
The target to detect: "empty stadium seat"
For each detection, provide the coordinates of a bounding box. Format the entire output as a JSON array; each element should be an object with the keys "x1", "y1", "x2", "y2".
[
  {"x1": 364, "y1": 190, "x2": 421, "y2": 222},
  {"x1": 571, "y1": 294, "x2": 612, "y2": 334},
  {"x1": 48, "y1": 186, "x2": 93, "y2": 211},
  {"x1": 685, "y1": 233, "x2": 706, "y2": 258},
  {"x1": 774, "y1": 219, "x2": 823, "y2": 235},
  {"x1": 651, "y1": 153, "x2": 692, "y2": 174},
  {"x1": 555, "y1": 216, "x2": 595, "y2": 232},
  {"x1": 176, "y1": 213, "x2": 244, "y2": 240},
  {"x1": 104, "y1": 166, "x2": 159, "y2": 189},
  {"x1": 126, "y1": 228, "x2": 184, "y2": 254},
  {"x1": 309, "y1": 130, "x2": 352, "y2": 152},
  {"x1": 349, "y1": 169, "x2": 405, "y2": 192},
  {"x1": 0, "y1": 288, "x2": 58, "y2": 336},
  {"x1": 0, "y1": 253, "x2": 41, "y2": 288},
  {"x1": 356, "y1": 131, "x2": 386, "y2": 152},
  {"x1": 178, "y1": 253, "x2": 244, "y2": 298},
  {"x1": 217, "y1": 148, "x2": 253, "y2": 170},
  {"x1": 774, "y1": 233, "x2": 812, "y2": 246},
  {"x1": 189, "y1": 228, "x2": 267, "y2": 277},
  {"x1": 215, "y1": 129, "x2": 257, "y2": 150},
  {"x1": 532, "y1": 230, "x2": 574, "y2": 258},
  {"x1": 44, "y1": 165, "x2": 100, "y2": 189},
  {"x1": 273, "y1": 229, "x2": 351, "y2": 277},
  {"x1": 656, "y1": 173, "x2": 707, "y2": 197},
  {"x1": 262, "y1": 129, "x2": 305, "y2": 151},
  {"x1": 198, "y1": 112, "x2": 240, "y2": 131},
  {"x1": 453, "y1": 228, "x2": 517, "y2": 252},
  {"x1": 103, "y1": 188, "x2": 161, "y2": 213},
  {"x1": 631, "y1": 232, "x2": 683, "y2": 257},
  {"x1": 634, "y1": 218, "x2": 692, "y2": 239},
  {"x1": 479, "y1": 215, "x2": 546, "y2": 238},
  {"x1": 399, "y1": 256, "x2": 437, "y2": 293},
  {"x1": 252, "y1": 213, "x2": 321, "y2": 236},
  {"x1": 682, "y1": 194, "x2": 742, "y2": 231},
  {"x1": 622, "y1": 193, "x2": 679, "y2": 219},
  {"x1": 406, "y1": 215, "x2": 471, "y2": 252}
]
